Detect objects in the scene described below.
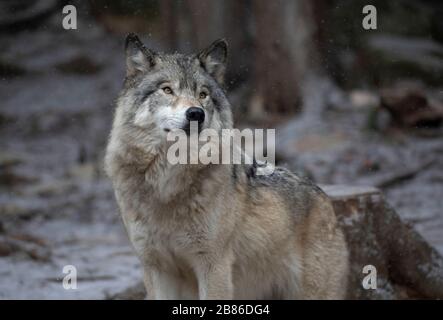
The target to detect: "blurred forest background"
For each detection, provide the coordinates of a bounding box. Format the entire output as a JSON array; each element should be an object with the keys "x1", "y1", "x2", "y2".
[{"x1": 0, "y1": 0, "x2": 442, "y2": 298}]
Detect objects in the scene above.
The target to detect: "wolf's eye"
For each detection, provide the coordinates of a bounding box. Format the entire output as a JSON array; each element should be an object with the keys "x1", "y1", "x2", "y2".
[
  {"x1": 199, "y1": 92, "x2": 208, "y2": 99},
  {"x1": 163, "y1": 87, "x2": 173, "y2": 94}
]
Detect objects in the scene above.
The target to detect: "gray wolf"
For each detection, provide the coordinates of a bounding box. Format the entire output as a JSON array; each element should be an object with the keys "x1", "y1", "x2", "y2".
[{"x1": 104, "y1": 33, "x2": 349, "y2": 299}]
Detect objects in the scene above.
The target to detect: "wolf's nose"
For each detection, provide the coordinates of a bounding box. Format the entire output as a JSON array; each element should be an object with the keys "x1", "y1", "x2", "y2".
[{"x1": 186, "y1": 107, "x2": 205, "y2": 124}]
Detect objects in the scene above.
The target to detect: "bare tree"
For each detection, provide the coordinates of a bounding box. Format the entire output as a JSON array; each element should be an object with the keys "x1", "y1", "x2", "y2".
[
  {"x1": 251, "y1": 0, "x2": 320, "y2": 116},
  {"x1": 159, "y1": 0, "x2": 253, "y2": 88},
  {"x1": 159, "y1": 0, "x2": 324, "y2": 116}
]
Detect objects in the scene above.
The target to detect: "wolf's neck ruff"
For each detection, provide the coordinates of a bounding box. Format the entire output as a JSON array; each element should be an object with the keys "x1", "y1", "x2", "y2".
[{"x1": 107, "y1": 129, "x2": 227, "y2": 203}]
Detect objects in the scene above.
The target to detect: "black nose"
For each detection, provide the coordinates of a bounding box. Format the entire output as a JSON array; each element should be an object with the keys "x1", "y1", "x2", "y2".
[{"x1": 186, "y1": 107, "x2": 205, "y2": 124}]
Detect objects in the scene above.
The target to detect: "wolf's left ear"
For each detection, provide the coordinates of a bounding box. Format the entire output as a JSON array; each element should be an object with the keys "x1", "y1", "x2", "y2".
[
  {"x1": 125, "y1": 33, "x2": 157, "y2": 77},
  {"x1": 197, "y1": 39, "x2": 228, "y2": 85}
]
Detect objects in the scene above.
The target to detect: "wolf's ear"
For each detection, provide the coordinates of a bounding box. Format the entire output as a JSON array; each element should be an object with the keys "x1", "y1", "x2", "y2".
[
  {"x1": 197, "y1": 39, "x2": 228, "y2": 85},
  {"x1": 125, "y1": 33, "x2": 157, "y2": 77}
]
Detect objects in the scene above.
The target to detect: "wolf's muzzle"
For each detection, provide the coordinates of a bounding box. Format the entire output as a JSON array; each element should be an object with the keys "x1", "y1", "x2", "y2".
[
  {"x1": 186, "y1": 107, "x2": 205, "y2": 124},
  {"x1": 184, "y1": 107, "x2": 205, "y2": 134}
]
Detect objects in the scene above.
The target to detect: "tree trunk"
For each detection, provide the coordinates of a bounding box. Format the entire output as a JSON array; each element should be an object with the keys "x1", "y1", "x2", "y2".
[
  {"x1": 250, "y1": 0, "x2": 319, "y2": 116},
  {"x1": 165, "y1": 0, "x2": 253, "y2": 89}
]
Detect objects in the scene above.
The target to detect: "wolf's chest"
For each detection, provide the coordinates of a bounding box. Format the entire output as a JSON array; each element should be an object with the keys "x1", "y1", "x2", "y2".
[{"x1": 123, "y1": 208, "x2": 210, "y2": 264}]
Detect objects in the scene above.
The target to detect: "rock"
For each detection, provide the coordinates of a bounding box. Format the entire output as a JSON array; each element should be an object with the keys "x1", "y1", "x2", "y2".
[{"x1": 380, "y1": 82, "x2": 443, "y2": 129}]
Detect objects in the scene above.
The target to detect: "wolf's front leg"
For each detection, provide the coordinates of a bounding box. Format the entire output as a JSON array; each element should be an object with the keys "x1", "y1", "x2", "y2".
[
  {"x1": 194, "y1": 253, "x2": 234, "y2": 300},
  {"x1": 143, "y1": 268, "x2": 183, "y2": 300}
]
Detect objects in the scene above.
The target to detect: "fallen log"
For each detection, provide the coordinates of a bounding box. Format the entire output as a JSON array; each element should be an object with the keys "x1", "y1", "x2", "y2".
[{"x1": 110, "y1": 184, "x2": 443, "y2": 299}]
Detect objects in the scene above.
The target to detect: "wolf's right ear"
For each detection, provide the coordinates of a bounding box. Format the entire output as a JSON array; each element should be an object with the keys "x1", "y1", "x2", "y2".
[{"x1": 125, "y1": 33, "x2": 157, "y2": 77}]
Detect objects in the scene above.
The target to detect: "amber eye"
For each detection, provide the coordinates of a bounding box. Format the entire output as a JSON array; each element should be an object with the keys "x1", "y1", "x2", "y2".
[
  {"x1": 199, "y1": 92, "x2": 208, "y2": 99},
  {"x1": 163, "y1": 87, "x2": 173, "y2": 94}
]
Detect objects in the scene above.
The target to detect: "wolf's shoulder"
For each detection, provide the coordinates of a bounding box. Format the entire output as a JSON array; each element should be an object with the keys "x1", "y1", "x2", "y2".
[
  {"x1": 235, "y1": 162, "x2": 329, "y2": 217},
  {"x1": 254, "y1": 166, "x2": 325, "y2": 195}
]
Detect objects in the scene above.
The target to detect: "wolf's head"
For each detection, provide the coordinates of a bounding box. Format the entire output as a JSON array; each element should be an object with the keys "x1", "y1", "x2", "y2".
[{"x1": 114, "y1": 34, "x2": 233, "y2": 151}]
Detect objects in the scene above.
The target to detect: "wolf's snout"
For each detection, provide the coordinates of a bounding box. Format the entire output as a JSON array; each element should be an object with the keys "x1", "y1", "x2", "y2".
[{"x1": 186, "y1": 107, "x2": 205, "y2": 124}]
